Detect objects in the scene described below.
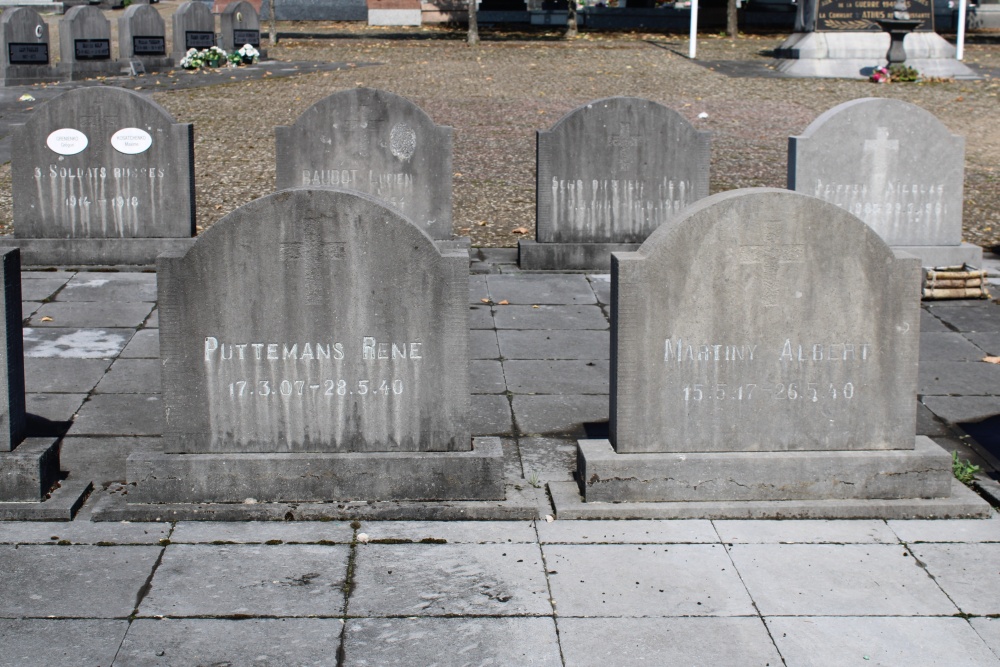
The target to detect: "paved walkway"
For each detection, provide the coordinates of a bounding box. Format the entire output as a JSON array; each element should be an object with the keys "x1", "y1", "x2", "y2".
[{"x1": 3, "y1": 252, "x2": 1000, "y2": 665}]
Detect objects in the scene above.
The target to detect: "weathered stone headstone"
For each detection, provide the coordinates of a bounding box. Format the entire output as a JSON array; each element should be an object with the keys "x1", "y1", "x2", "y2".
[
  {"x1": 275, "y1": 88, "x2": 454, "y2": 240},
  {"x1": 9, "y1": 86, "x2": 196, "y2": 266},
  {"x1": 128, "y1": 188, "x2": 502, "y2": 504},
  {"x1": 118, "y1": 3, "x2": 172, "y2": 71},
  {"x1": 219, "y1": 0, "x2": 261, "y2": 52},
  {"x1": 172, "y1": 1, "x2": 217, "y2": 63},
  {"x1": 790, "y1": 98, "x2": 980, "y2": 268},
  {"x1": 0, "y1": 8, "x2": 58, "y2": 87},
  {"x1": 57, "y1": 5, "x2": 121, "y2": 80},
  {"x1": 551, "y1": 188, "x2": 988, "y2": 519},
  {"x1": 519, "y1": 96, "x2": 710, "y2": 270}
]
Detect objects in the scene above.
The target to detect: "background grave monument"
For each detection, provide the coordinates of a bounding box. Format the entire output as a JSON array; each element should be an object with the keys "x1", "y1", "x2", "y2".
[
  {"x1": 57, "y1": 6, "x2": 121, "y2": 80},
  {"x1": 118, "y1": 3, "x2": 173, "y2": 71},
  {"x1": 172, "y1": 1, "x2": 217, "y2": 63},
  {"x1": 219, "y1": 0, "x2": 263, "y2": 54},
  {"x1": 0, "y1": 8, "x2": 58, "y2": 87},
  {"x1": 550, "y1": 188, "x2": 989, "y2": 519},
  {"x1": 8, "y1": 86, "x2": 196, "y2": 266},
  {"x1": 519, "y1": 96, "x2": 710, "y2": 270},
  {"x1": 789, "y1": 98, "x2": 981, "y2": 269},
  {"x1": 125, "y1": 188, "x2": 503, "y2": 506},
  {"x1": 275, "y1": 88, "x2": 454, "y2": 240}
]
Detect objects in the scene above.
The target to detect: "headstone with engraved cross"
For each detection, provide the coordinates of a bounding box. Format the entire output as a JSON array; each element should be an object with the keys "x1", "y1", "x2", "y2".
[
  {"x1": 520, "y1": 96, "x2": 711, "y2": 271},
  {"x1": 57, "y1": 6, "x2": 121, "y2": 81},
  {"x1": 789, "y1": 98, "x2": 980, "y2": 268},
  {"x1": 548, "y1": 188, "x2": 988, "y2": 519},
  {"x1": 276, "y1": 87, "x2": 454, "y2": 241}
]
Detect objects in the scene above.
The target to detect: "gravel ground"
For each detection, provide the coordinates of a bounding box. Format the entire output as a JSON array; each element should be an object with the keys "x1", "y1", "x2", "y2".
[{"x1": 1, "y1": 3, "x2": 997, "y2": 249}]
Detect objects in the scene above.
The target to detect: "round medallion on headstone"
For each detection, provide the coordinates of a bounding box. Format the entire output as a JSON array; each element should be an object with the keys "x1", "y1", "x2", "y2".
[
  {"x1": 389, "y1": 123, "x2": 416, "y2": 161},
  {"x1": 46, "y1": 129, "x2": 88, "y2": 156},
  {"x1": 111, "y1": 128, "x2": 153, "y2": 155},
  {"x1": 35, "y1": 25, "x2": 43, "y2": 38}
]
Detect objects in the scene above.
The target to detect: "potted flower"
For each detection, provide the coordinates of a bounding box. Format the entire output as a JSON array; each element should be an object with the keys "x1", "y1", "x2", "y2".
[{"x1": 237, "y1": 43, "x2": 259, "y2": 65}]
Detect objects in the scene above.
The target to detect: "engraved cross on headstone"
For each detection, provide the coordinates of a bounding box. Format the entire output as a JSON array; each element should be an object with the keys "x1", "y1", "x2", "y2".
[
  {"x1": 607, "y1": 122, "x2": 641, "y2": 173},
  {"x1": 738, "y1": 226, "x2": 806, "y2": 308},
  {"x1": 279, "y1": 223, "x2": 346, "y2": 306},
  {"x1": 863, "y1": 127, "x2": 899, "y2": 197},
  {"x1": 340, "y1": 104, "x2": 387, "y2": 159}
]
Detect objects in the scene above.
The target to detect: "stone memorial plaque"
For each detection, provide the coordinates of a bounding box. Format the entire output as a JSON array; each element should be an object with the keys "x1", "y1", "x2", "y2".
[
  {"x1": 816, "y1": 0, "x2": 933, "y2": 31},
  {"x1": 46, "y1": 128, "x2": 88, "y2": 155},
  {"x1": 74, "y1": 38, "x2": 110, "y2": 60},
  {"x1": 111, "y1": 128, "x2": 153, "y2": 154},
  {"x1": 133, "y1": 36, "x2": 166, "y2": 56},
  {"x1": 219, "y1": 1, "x2": 262, "y2": 52},
  {"x1": 610, "y1": 188, "x2": 920, "y2": 454},
  {"x1": 157, "y1": 188, "x2": 470, "y2": 455},
  {"x1": 8, "y1": 43, "x2": 48, "y2": 65},
  {"x1": 233, "y1": 29, "x2": 260, "y2": 47},
  {"x1": 185, "y1": 30, "x2": 216, "y2": 49},
  {"x1": 275, "y1": 88, "x2": 454, "y2": 240},
  {"x1": 173, "y1": 1, "x2": 216, "y2": 61}
]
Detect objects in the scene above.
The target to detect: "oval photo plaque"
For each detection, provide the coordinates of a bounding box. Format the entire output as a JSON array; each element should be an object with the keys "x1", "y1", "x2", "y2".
[
  {"x1": 46, "y1": 128, "x2": 88, "y2": 156},
  {"x1": 111, "y1": 128, "x2": 153, "y2": 155}
]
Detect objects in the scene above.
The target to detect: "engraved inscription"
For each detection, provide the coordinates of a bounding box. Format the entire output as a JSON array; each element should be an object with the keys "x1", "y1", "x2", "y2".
[
  {"x1": 738, "y1": 227, "x2": 805, "y2": 308},
  {"x1": 607, "y1": 122, "x2": 640, "y2": 173},
  {"x1": 279, "y1": 229, "x2": 346, "y2": 306}
]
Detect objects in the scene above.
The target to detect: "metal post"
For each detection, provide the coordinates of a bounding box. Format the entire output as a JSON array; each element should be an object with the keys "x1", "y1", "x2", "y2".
[
  {"x1": 956, "y1": 0, "x2": 967, "y2": 60},
  {"x1": 689, "y1": 0, "x2": 699, "y2": 58}
]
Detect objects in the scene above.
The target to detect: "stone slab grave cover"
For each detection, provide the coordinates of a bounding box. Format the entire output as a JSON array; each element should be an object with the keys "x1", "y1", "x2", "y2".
[
  {"x1": 0, "y1": 8, "x2": 58, "y2": 87},
  {"x1": 172, "y1": 1, "x2": 217, "y2": 63},
  {"x1": 219, "y1": 0, "x2": 263, "y2": 54},
  {"x1": 57, "y1": 6, "x2": 121, "y2": 81},
  {"x1": 9, "y1": 86, "x2": 196, "y2": 266},
  {"x1": 789, "y1": 98, "x2": 980, "y2": 269},
  {"x1": 128, "y1": 188, "x2": 503, "y2": 505},
  {"x1": 118, "y1": 3, "x2": 172, "y2": 71},
  {"x1": 551, "y1": 188, "x2": 990, "y2": 519},
  {"x1": 519, "y1": 96, "x2": 710, "y2": 270},
  {"x1": 275, "y1": 88, "x2": 454, "y2": 241}
]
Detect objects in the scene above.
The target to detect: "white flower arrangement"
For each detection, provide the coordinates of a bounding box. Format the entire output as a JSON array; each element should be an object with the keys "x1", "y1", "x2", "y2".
[{"x1": 181, "y1": 44, "x2": 259, "y2": 70}]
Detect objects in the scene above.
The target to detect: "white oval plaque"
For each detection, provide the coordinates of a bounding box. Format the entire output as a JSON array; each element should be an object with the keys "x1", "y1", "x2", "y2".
[
  {"x1": 111, "y1": 128, "x2": 153, "y2": 155},
  {"x1": 45, "y1": 128, "x2": 88, "y2": 156}
]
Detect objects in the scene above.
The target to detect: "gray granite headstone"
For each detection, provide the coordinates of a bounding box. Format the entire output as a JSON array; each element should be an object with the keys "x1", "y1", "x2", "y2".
[
  {"x1": 0, "y1": 8, "x2": 58, "y2": 87},
  {"x1": 9, "y1": 86, "x2": 196, "y2": 265},
  {"x1": 219, "y1": 0, "x2": 261, "y2": 52},
  {"x1": 172, "y1": 1, "x2": 217, "y2": 62},
  {"x1": 519, "y1": 96, "x2": 710, "y2": 270},
  {"x1": 118, "y1": 3, "x2": 172, "y2": 71},
  {"x1": 790, "y1": 98, "x2": 980, "y2": 268},
  {"x1": 275, "y1": 88, "x2": 454, "y2": 240},
  {"x1": 57, "y1": 6, "x2": 121, "y2": 80}
]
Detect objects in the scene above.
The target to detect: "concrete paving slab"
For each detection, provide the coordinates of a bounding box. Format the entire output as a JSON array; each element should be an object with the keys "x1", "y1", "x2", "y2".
[
  {"x1": 28, "y1": 302, "x2": 154, "y2": 328},
  {"x1": 543, "y1": 543, "x2": 754, "y2": 617},
  {"x1": 519, "y1": 436, "x2": 577, "y2": 482},
  {"x1": 342, "y1": 617, "x2": 562, "y2": 667},
  {"x1": 18, "y1": 276, "x2": 69, "y2": 302},
  {"x1": 60, "y1": 436, "x2": 162, "y2": 484},
  {"x1": 766, "y1": 616, "x2": 1000, "y2": 667},
  {"x1": 138, "y1": 544, "x2": 349, "y2": 617},
  {"x1": 470, "y1": 329, "x2": 500, "y2": 359},
  {"x1": 970, "y1": 618, "x2": 1000, "y2": 658},
  {"x1": 927, "y1": 304, "x2": 1000, "y2": 333},
  {"x1": 471, "y1": 360, "x2": 507, "y2": 394},
  {"x1": 21, "y1": 302, "x2": 41, "y2": 319},
  {"x1": 169, "y1": 521, "x2": 354, "y2": 544},
  {"x1": 349, "y1": 543, "x2": 550, "y2": 616},
  {"x1": 921, "y1": 332, "x2": 990, "y2": 361},
  {"x1": 0, "y1": 545, "x2": 161, "y2": 618},
  {"x1": 23, "y1": 327, "x2": 133, "y2": 359},
  {"x1": 24, "y1": 358, "x2": 112, "y2": 393},
  {"x1": 967, "y1": 332, "x2": 1000, "y2": 356},
  {"x1": 25, "y1": 392, "x2": 86, "y2": 422},
  {"x1": 498, "y1": 329, "x2": 609, "y2": 360},
  {"x1": 918, "y1": 360, "x2": 1000, "y2": 395},
  {"x1": 713, "y1": 519, "x2": 898, "y2": 544},
  {"x1": 559, "y1": 617, "x2": 782, "y2": 666},
  {"x1": 119, "y1": 329, "x2": 160, "y2": 359},
  {"x1": 70, "y1": 395, "x2": 164, "y2": 436},
  {"x1": 909, "y1": 543, "x2": 1000, "y2": 615},
  {"x1": 0, "y1": 619, "x2": 127, "y2": 667},
  {"x1": 921, "y1": 309, "x2": 952, "y2": 333},
  {"x1": 358, "y1": 521, "x2": 538, "y2": 544},
  {"x1": 923, "y1": 396, "x2": 1000, "y2": 423},
  {"x1": 512, "y1": 395, "x2": 608, "y2": 436},
  {"x1": 468, "y1": 304, "x2": 494, "y2": 329},
  {"x1": 502, "y1": 437, "x2": 524, "y2": 482},
  {"x1": 486, "y1": 274, "x2": 597, "y2": 305},
  {"x1": 493, "y1": 305, "x2": 608, "y2": 330},
  {"x1": 0, "y1": 521, "x2": 169, "y2": 545},
  {"x1": 470, "y1": 394, "x2": 514, "y2": 435},
  {"x1": 144, "y1": 308, "x2": 158, "y2": 328},
  {"x1": 504, "y1": 360, "x2": 609, "y2": 394},
  {"x1": 889, "y1": 514, "x2": 1000, "y2": 542},
  {"x1": 727, "y1": 544, "x2": 959, "y2": 616},
  {"x1": 916, "y1": 402, "x2": 950, "y2": 436},
  {"x1": 586, "y1": 274, "x2": 611, "y2": 304},
  {"x1": 470, "y1": 274, "x2": 489, "y2": 303},
  {"x1": 537, "y1": 519, "x2": 718, "y2": 544},
  {"x1": 57, "y1": 273, "x2": 158, "y2": 302},
  {"x1": 94, "y1": 359, "x2": 161, "y2": 394},
  {"x1": 116, "y1": 618, "x2": 345, "y2": 666}
]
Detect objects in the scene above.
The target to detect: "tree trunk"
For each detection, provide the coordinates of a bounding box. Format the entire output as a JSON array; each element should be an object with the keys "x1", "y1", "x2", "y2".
[
  {"x1": 566, "y1": 0, "x2": 578, "y2": 38},
  {"x1": 269, "y1": 0, "x2": 278, "y2": 46},
  {"x1": 727, "y1": 0, "x2": 737, "y2": 39},
  {"x1": 468, "y1": 0, "x2": 479, "y2": 45}
]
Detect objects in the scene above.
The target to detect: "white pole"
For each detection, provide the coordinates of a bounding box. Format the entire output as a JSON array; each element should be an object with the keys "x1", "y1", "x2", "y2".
[
  {"x1": 689, "y1": 0, "x2": 699, "y2": 59},
  {"x1": 956, "y1": 0, "x2": 967, "y2": 60}
]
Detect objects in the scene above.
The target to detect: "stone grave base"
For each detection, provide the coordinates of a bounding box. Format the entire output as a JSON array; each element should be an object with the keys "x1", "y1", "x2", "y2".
[
  {"x1": 549, "y1": 436, "x2": 993, "y2": 519},
  {"x1": 0, "y1": 438, "x2": 60, "y2": 502},
  {"x1": 518, "y1": 239, "x2": 641, "y2": 271},
  {"x1": 1, "y1": 65, "x2": 60, "y2": 87},
  {"x1": 5, "y1": 237, "x2": 196, "y2": 267},
  {"x1": 895, "y1": 242, "x2": 983, "y2": 270},
  {"x1": 56, "y1": 60, "x2": 125, "y2": 81},
  {"x1": 121, "y1": 56, "x2": 174, "y2": 73}
]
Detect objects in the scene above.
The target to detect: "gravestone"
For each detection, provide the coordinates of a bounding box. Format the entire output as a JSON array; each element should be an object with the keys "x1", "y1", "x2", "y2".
[
  {"x1": 172, "y1": 1, "x2": 217, "y2": 63},
  {"x1": 0, "y1": 8, "x2": 58, "y2": 87},
  {"x1": 9, "y1": 86, "x2": 196, "y2": 266},
  {"x1": 57, "y1": 6, "x2": 121, "y2": 80},
  {"x1": 790, "y1": 98, "x2": 980, "y2": 268},
  {"x1": 118, "y1": 3, "x2": 172, "y2": 71},
  {"x1": 275, "y1": 88, "x2": 454, "y2": 240},
  {"x1": 219, "y1": 0, "x2": 263, "y2": 53},
  {"x1": 549, "y1": 188, "x2": 989, "y2": 519},
  {"x1": 127, "y1": 188, "x2": 502, "y2": 504},
  {"x1": 519, "y1": 96, "x2": 710, "y2": 270}
]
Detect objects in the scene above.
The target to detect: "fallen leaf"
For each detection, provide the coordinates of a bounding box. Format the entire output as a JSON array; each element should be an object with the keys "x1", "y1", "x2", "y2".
[
  {"x1": 480, "y1": 298, "x2": 490, "y2": 303},
  {"x1": 476, "y1": 221, "x2": 487, "y2": 226},
  {"x1": 512, "y1": 227, "x2": 530, "y2": 234},
  {"x1": 40, "y1": 316, "x2": 53, "y2": 322},
  {"x1": 984, "y1": 356, "x2": 1000, "y2": 364},
  {"x1": 498, "y1": 300, "x2": 509, "y2": 305},
  {"x1": 532, "y1": 305, "x2": 540, "y2": 309},
  {"x1": 18, "y1": 94, "x2": 34, "y2": 102}
]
